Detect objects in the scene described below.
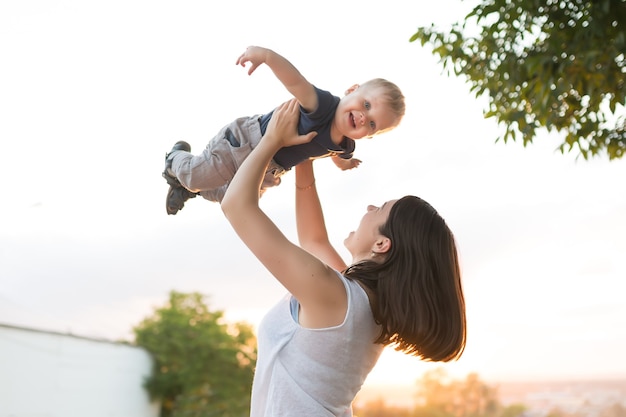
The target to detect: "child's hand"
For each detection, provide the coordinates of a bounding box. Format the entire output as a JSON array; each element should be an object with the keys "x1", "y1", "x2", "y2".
[
  {"x1": 331, "y1": 156, "x2": 362, "y2": 171},
  {"x1": 236, "y1": 46, "x2": 269, "y2": 76},
  {"x1": 265, "y1": 99, "x2": 317, "y2": 148}
]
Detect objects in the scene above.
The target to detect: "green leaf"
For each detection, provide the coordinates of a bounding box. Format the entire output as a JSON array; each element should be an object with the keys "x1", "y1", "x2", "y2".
[{"x1": 411, "y1": 0, "x2": 626, "y2": 160}]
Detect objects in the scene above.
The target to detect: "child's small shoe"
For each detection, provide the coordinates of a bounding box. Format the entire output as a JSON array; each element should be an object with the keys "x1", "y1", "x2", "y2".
[
  {"x1": 163, "y1": 140, "x2": 191, "y2": 181},
  {"x1": 166, "y1": 185, "x2": 197, "y2": 215},
  {"x1": 162, "y1": 140, "x2": 194, "y2": 215}
]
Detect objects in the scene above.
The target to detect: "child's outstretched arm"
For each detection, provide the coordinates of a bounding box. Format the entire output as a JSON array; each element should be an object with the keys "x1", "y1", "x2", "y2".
[{"x1": 236, "y1": 46, "x2": 318, "y2": 112}]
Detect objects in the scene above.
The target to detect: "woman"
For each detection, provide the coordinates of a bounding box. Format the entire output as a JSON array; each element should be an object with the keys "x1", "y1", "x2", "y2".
[{"x1": 221, "y1": 99, "x2": 466, "y2": 416}]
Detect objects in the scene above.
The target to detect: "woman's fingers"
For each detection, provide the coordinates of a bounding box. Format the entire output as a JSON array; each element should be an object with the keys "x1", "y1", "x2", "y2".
[{"x1": 266, "y1": 99, "x2": 316, "y2": 147}]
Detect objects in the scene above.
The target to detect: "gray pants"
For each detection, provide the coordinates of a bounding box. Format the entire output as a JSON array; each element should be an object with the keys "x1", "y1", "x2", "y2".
[{"x1": 169, "y1": 115, "x2": 287, "y2": 202}]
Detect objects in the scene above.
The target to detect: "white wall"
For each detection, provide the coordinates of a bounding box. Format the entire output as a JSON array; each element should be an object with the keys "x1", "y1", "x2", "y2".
[{"x1": 0, "y1": 323, "x2": 159, "y2": 417}]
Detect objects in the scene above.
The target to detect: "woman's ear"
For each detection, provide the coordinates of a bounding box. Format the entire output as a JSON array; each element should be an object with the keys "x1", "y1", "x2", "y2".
[
  {"x1": 372, "y1": 237, "x2": 391, "y2": 255},
  {"x1": 344, "y1": 84, "x2": 360, "y2": 95}
]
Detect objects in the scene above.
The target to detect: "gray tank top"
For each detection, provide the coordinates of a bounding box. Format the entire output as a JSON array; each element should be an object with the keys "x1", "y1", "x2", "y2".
[{"x1": 250, "y1": 272, "x2": 384, "y2": 416}]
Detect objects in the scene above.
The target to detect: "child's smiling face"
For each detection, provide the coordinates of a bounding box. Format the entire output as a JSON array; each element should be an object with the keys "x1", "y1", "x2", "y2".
[{"x1": 334, "y1": 85, "x2": 399, "y2": 140}]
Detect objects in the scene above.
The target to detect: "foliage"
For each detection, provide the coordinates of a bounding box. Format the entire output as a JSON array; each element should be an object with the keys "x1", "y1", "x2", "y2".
[
  {"x1": 410, "y1": 0, "x2": 626, "y2": 160},
  {"x1": 354, "y1": 368, "x2": 527, "y2": 417},
  {"x1": 499, "y1": 404, "x2": 527, "y2": 417},
  {"x1": 600, "y1": 403, "x2": 626, "y2": 417},
  {"x1": 354, "y1": 398, "x2": 413, "y2": 417},
  {"x1": 414, "y1": 368, "x2": 500, "y2": 417},
  {"x1": 133, "y1": 291, "x2": 257, "y2": 417}
]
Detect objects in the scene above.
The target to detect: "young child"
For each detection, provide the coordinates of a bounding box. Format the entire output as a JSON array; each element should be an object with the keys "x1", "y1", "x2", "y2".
[{"x1": 163, "y1": 45, "x2": 405, "y2": 215}]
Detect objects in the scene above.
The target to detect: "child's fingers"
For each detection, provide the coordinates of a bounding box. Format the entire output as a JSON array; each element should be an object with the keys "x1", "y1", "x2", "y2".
[{"x1": 235, "y1": 53, "x2": 247, "y2": 66}]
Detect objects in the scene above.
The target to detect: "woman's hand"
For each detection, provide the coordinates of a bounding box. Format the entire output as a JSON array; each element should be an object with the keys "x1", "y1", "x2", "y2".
[{"x1": 264, "y1": 99, "x2": 317, "y2": 149}]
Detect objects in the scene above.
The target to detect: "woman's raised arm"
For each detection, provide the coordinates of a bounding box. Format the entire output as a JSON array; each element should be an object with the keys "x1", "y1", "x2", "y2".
[
  {"x1": 221, "y1": 100, "x2": 348, "y2": 328},
  {"x1": 295, "y1": 160, "x2": 347, "y2": 272}
]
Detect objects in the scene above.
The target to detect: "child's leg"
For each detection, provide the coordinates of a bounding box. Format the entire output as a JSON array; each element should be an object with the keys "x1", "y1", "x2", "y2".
[
  {"x1": 171, "y1": 116, "x2": 263, "y2": 193},
  {"x1": 199, "y1": 159, "x2": 287, "y2": 202},
  {"x1": 162, "y1": 116, "x2": 264, "y2": 215},
  {"x1": 200, "y1": 184, "x2": 228, "y2": 202}
]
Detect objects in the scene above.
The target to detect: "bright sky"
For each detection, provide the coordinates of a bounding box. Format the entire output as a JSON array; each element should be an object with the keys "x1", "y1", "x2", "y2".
[{"x1": 1, "y1": 0, "x2": 625, "y2": 390}]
